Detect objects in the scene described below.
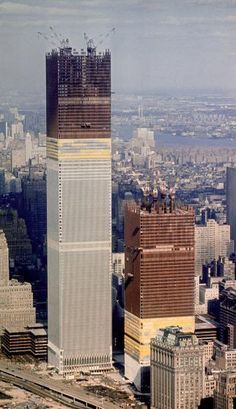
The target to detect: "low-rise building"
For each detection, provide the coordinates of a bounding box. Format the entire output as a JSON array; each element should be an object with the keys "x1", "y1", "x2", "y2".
[{"x1": 2, "y1": 324, "x2": 47, "y2": 360}]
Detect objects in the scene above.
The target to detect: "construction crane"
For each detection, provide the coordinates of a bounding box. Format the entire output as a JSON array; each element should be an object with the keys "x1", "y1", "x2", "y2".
[
  {"x1": 38, "y1": 27, "x2": 69, "y2": 48},
  {"x1": 37, "y1": 31, "x2": 57, "y2": 47},
  {"x1": 83, "y1": 32, "x2": 96, "y2": 53},
  {"x1": 84, "y1": 27, "x2": 116, "y2": 53},
  {"x1": 49, "y1": 26, "x2": 69, "y2": 48},
  {"x1": 97, "y1": 27, "x2": 116, "y2": 47}
]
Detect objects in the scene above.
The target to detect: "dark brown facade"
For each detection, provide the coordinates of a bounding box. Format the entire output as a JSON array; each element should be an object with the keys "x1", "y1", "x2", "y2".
[
  {"x1": 46, "y1": 47, "x2": 111, "y2": 140},
  {"x1": 124, "y1": 200, "x2": 195, "y2": 319}
]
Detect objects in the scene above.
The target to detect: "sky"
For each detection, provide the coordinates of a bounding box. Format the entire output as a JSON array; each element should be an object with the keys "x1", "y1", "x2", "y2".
[{"x1": 0, "y1": 0, "x2": 236, "y2": 96}]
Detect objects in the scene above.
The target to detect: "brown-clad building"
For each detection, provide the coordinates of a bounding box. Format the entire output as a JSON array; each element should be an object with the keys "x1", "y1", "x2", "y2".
[{"x1": 124, "y1": 194, "x2": 195, "y2": 391}]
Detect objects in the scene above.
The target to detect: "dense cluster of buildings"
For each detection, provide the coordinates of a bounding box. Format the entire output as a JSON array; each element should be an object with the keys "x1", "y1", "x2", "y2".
[{"x1": 0, "y1": 42, "x2": 235, "y2": 409}]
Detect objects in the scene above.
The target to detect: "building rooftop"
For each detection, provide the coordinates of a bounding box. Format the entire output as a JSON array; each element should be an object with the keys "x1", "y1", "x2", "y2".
[
  {"x1": 220, "y1": 287, "x2": 236, "y2": 311},
  {"x1": 153, "y1": 326, "x2": 199, "y2": 347},
  {"x1": 4, "y1": 324, "x2": 47, "y2": 337},
  {"x1": 195, "y1": 315, "x2": 219, "y2": 330}
]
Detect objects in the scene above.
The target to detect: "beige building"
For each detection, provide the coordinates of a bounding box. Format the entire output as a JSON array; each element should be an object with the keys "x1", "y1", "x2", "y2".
[
  {"x1": 215, "y1": 342, "x2": 236, "y2": 370},
  {"x1": 151, "y1": 327, "x2": 204, "y2": 409},
  {"x1": 202, "y1": 340, "x2": 214, "y2": 364},
  {"x1": 195, "y1": 220, "x2": 233, "y2": 276},
  {"x1": 0, "y1": 232, "x2": 9, "y2": 286},
  {"x1": 205, "y1": 374, "x2": 216, "y2": 398},
  {"x1": 0, "y1": 231, "x2": 35, "y2": 334}
]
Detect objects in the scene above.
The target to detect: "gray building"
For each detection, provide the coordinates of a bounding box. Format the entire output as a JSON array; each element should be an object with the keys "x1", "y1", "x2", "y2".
[
  {"x1": 226, "y1": 167, "x2": 236, "y2": 250},
  {"x1": 21, "y1": 169, "x2": 46, "y2": 253},
  {"x1": 46, "y1": 44, "x2": 112, "y2": 376}
]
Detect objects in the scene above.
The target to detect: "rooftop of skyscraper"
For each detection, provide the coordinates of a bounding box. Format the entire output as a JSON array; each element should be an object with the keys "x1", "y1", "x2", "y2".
[{"x1": 126, "y1": 194, "x2": 193, "y2": 216}]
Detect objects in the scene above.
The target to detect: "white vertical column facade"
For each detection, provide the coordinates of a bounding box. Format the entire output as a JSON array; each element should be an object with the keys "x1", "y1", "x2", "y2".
[{"x1": 47, "y1": 138, "x2": 112, "y2": 375}]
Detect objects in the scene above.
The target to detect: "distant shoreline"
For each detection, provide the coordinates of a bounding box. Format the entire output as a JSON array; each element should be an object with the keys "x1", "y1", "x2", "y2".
[{"x1": 156, "y1": 133, "x2": 236, "y2": 148}]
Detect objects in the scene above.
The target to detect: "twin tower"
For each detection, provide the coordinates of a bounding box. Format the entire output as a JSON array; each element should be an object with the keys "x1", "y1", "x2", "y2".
[
  {"x1": 46, "y1": 45, "x2": 195, "y2": 382},
  {"x1": 46, "y1": 45, "x2": 112, "y2": 374}
]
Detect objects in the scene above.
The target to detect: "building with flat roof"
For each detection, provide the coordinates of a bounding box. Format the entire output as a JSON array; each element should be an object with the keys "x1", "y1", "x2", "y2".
[
  {"x1": 214, "y1": 371, "x2": 236, "y2": 409},
  {"x1": 0, "y1": 230, "x2": 35, "y2": 334},
  {"x1": 195, "y1": 315, "x2": 219, "y2": 343},
  {"x1": 150, "y1": 326, "x2": 204, "y2": 409},
  {"x1": 46, "y1": 44, "x2": 112, "y2": 375},
  {"x1": 2, "y1": 324, "x2": 47, "y2": 360},
  {"x1": 124, "y1": 190, "x2": 195, "y2": 391},
  {"x1": 226, "y1": 167, "x2": 236, "y2": 251},
  {"x1": 219, "y1": 288, "x2": 236, "y2": 348},
  {"x1": 195, "y1": 220, "x2": 233, "y2": 276}
]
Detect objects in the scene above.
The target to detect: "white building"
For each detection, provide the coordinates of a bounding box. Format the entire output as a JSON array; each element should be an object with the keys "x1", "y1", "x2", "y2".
[
  {"x1": 11, "y1": 121, "x2": 24, "y2": 139},
  {"x1": 112, "y1": 253, "x2": 125, "y2": 279},
  {"x1": 133, "y1": 127, "x2": 155, "y2": 148},
  {"x1": 25, "y1": 132, "x2": 33, "y2": 164},
  {"x1": 195, "y1": 220, "x2": 233, "y2": 276}
]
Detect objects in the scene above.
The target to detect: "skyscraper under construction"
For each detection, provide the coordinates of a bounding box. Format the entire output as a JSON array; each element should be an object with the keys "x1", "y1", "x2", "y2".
[
  {"x1": 46, "y1": 44, "x2": 112, "y2": 375},
  {"x1": 124, "y1": 189, "x2": 195, "y2": 390}
]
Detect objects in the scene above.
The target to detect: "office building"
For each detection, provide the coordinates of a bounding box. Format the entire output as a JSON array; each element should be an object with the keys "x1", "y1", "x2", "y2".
[
  {"x1": 195, "y1": 315, "x2": 219, "y2": 343},
  {"x1": 124, "y1": 192, "x2": 195, "y2": 390},
  {"x1": 2, "y1": 324, "x2": 47, "y2": 360},
  {"x1": 0, "y1": 230, "x2": 35, "y2": 334},
  {"x1": 112, "y1": 252, "x2": 124, "y2": 305},
  {"x1": 0, "y1": 121, "x2": 8, "y2": 139},
  {"x1": 198, "y1": 282, "x2": 219, "y2": 315},
  {"x1": 46, "y1": 44, "x2": 112, "y2": 375},
  {"x1": 11, "y1": 121, "x2": 24, "y2": 139},
  {"x1": 131, "y1": 127, "x2": 155, "y2": 152},
  {"x1": 11, "y1": 140, "x2": 26, "y2": 170},
  {"x1": 219, "y1": 288, "x2": 236, "y2": 348},
  {"x1": 25, "y1": 132, "x2": 33, "y2": 164},
  {"x1": 150, "y1": 327, "x2": 204, "y2": 409},
  {"x1": 0, "y1": 208, "x2": 32, "y2": 264},
  {"x1": 202, "y1": 257, "x2": 235, "y2": 284},
  {"x1": 21, "y1": 169, "x2": 46, "y2": 253},
  {"x1": 112, "y1": 253, "x2": 125, "y2": 352},
  {"x1": 214, "y1": 371, "x2": 236, "y2": 409},
  {"x1": 195, "y1": 220, "x2": 233, "y2": 276},
  {"x1": 226, "y1": 167, "x2": 236, "y2": 250},
  {"x1": 214, "y1": 341, "x2": 236, "y2": 370}
]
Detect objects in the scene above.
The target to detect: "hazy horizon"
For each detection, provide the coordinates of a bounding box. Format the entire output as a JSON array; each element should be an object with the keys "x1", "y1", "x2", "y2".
[{"x1": 0, "y1": 0, "x2": 236, "y2": 98}]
